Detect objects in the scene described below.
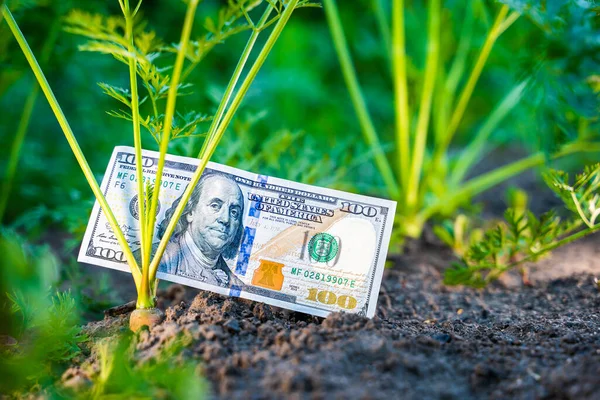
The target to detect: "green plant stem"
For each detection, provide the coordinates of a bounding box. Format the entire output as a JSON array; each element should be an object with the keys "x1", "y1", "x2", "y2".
[
  {"x1": 444, "y1": 5, "x2": 512, "y2": 143},
  {"x1": 197, "y1": 5, "x2": 275, "y2": 159},
  {"x1": 372, "y1": 0, "x2": 391, "y2": 66},
  {"x1": 589, "y1": 209, "x2": 600, "y2": 226},
  {"x1": 0, "y1": 19, "x2": 60, "y2": 224},
  {"x1": 122, "y1": 0, "x2": 151, "y2": 308},
  {"x1": 498, "y1": 11, "x2": 520, "y2": 35},
  {"x1": 494, "y1": 224, "x2": 600, "y2": 280},
  {"x1": 392, "y1": 0, "x2": 410, "y2": 194},
  {"x1": 324, "y1": 0, "x2": 400, "y2": 199},
  {"x1": 574, "y1": 167, "x2": 599, "y2": 200},
  {"x1": 449, "y1": 80, "x2": 527, "y2": 185},
  {"x1": 148, "y1": 89, "x2": 159, "y2": 119},
  {"x1": 433, "y1": 5, "x2": 517, "y2": 170},
  {"x1": 2, "y1": 5, "x2": 142, "y2": 287},
  {"x1": 179, "y1": 27, "x2": 254, "y2": 82},
  {"x1": 570, "y1": 192, "x2": 593, "y2": 228},
  {"x1": 420, "y1": 142, "x2": 600, "y2": 224},
  {"x1": 435, "y1": 3, "x2": 473, "y2": 145},
  {"x1": 179, "y1": 0, "x2": 270, "y2": 82},
  {"x1": 144, "y1": 0, "x2": 198, "y2": 270},
  {"x1": 149, "y1": 0, "x2": 301, "y2": 281},
  {"x1": 405, "y1": 0, "x2": 440, "y2": 210}
]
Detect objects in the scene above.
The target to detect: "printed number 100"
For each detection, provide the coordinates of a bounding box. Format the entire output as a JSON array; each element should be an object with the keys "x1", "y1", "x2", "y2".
[{"x1": 306, "y1": 288, "x2": 357, "y2": 310}]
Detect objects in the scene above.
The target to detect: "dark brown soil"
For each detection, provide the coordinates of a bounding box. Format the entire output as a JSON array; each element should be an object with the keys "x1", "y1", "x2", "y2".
[
  {"x1": 74, "y1": 232, "x2": 600, "y2": 400},
  {"x1": 54, "y1": 148, "x2": 600, "y2": 398}
]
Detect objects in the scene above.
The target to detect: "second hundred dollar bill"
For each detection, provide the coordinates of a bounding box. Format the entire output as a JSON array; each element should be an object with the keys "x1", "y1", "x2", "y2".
[{"x1": 78, "y1": 146, "x2": 396, "y2": 318}]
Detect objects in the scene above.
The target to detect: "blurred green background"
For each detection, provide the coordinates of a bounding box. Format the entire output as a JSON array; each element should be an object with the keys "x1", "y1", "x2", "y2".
[{"x1": 0, "y1": 0, "x2": 598, "y2": 234}]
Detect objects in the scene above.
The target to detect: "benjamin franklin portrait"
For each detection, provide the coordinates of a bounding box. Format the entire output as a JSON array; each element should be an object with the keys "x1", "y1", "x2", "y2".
[{"x1": 157, "y1": 172, "x2": 245, "y2": 288}]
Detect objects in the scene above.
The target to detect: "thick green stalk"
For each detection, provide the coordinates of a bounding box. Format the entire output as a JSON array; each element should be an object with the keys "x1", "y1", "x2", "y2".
[
  {"x1": 0, "y1": 19, "x2": 60, "y2": 224},
  {"x1": 144, "y1": 0, "x2": 198, "y2": 266},
  {"x1": 405, "y1": 0, "x2": 440, "y2": 210},
  {"x1": 450, "y1": 80, "x2": 527, "y2": 185},
  {"x1": 123, "y1": 0, "x2": 150, "y2": 308},
  {"x1": 2, "y1": 5, "x2": 142, "y2": 287},
  {"x1": 439, "y1": 5, "x2": 514, "y2": 151},
  {"x1": 197, "y1": 5, "x2": 274, "y2": 159},
  {"x1": 420, "y1": 142, "x2": 600, "y2": 223},
  {"x1": 324, "y1": 0, "x2": 400, "y2": 199},
  {"x1": 392, "y1": 0, "x2": 410, "y2": 194},
  {"x1": 428, "y1": 5, "x2": 518, "y2": 203},
  {"x1": 149, "y1": 0, "x2": 301, "y2": 281}
]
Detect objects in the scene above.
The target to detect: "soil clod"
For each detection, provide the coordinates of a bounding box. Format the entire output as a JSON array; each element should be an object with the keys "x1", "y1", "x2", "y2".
[{"x1": 72, "y1": 260, "x2": 600, "y2": 399}]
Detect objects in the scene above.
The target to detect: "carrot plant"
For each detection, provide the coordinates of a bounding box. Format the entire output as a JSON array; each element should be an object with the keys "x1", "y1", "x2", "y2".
[
  {"x1": 444, "y1": 164, "x2": 600, "y2": 288},
  {"x1": 323, "y1": 0, "x2": 600, "y2": 243},
  {"x1": 1, "y1": 0, "x2": 314, "y2": 330},
  {"x1": 0, "y1": 228, "x2": 84, "y2": 396}
]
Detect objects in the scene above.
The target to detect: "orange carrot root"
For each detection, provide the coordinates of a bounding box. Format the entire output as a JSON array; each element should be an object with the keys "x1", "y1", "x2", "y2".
[{"x1": 129, "y1": 308, "x2": 164, "y2": 332}]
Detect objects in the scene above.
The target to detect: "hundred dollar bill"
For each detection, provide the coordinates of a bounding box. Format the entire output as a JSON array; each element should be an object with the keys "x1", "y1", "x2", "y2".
[{"x1": 78, "y1": 146, "x2": 396, "y2": 318}]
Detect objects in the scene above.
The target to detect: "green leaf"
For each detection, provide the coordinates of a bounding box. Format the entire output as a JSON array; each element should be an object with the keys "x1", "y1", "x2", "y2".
[
  {"x1": 447, "y1": 165, "x2": 600, "y2": 287},
  {"x1": 544, "y1": 164, "x2": 600, "y2": 226},
  {"x1": 443, "y1": 262, "x2": 487, "y2": 288},
  {"x1": 505, "y1": 208, "x2": 527, "y2": 243},
  {"x1": 98, "y1": 82, "x2": 132, "y2": 107}
]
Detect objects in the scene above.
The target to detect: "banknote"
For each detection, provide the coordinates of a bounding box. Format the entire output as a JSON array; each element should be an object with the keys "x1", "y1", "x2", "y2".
[{"x1": 78, "y1": 146, "x2": 396, "y2": 318}]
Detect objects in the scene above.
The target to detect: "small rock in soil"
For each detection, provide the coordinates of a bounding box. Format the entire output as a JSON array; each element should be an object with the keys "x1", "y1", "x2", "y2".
[
  {"x1": 223, "y1": 319, "x2": 241, "y2": 334},
  {"x1": 432, "y1": 332, "x2": 452, "y2": 343}
]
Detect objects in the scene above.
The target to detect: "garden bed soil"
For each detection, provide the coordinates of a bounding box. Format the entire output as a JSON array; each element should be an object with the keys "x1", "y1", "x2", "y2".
[{"x1": 70, "y1": 231, "x2": 600, "y2": 400}]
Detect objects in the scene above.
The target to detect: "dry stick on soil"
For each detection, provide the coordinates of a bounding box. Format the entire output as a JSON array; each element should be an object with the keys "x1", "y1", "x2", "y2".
[{"x1": 1, "y1": 5, "x2": 143, "y2": 290}]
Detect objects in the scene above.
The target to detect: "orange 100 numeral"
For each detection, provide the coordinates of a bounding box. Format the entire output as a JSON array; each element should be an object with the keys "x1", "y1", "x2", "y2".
[{"x1": 306, "y1": 288, "x2": 357, "y2": 310}]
